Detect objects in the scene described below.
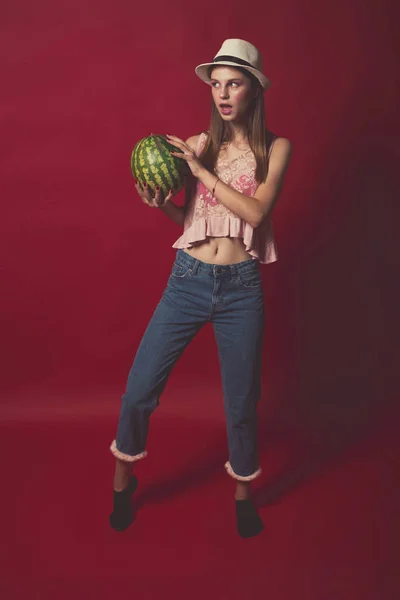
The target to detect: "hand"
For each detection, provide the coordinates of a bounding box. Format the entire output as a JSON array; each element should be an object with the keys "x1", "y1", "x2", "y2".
[
  {"x1": 166, "y1": 134, "x2": 205, "y2": 179},
  {"x1": 134, "y1": 180, "x2": 174, "y2": 208}
]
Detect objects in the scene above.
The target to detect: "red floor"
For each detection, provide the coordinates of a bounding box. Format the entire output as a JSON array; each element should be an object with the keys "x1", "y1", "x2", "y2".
[{"x1": 1, "y1": 382, "x2": 399, "y2": 599}]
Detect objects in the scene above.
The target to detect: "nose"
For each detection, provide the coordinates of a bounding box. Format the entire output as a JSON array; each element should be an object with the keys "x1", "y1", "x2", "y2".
[{"x1": 219, "y1": 86, "x2": 229, "y2": 99}]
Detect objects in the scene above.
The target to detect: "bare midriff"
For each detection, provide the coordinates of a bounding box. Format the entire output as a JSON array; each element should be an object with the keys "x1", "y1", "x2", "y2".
[{"x1": 182, "y1": 236, "x2": 253, "y2": 265}]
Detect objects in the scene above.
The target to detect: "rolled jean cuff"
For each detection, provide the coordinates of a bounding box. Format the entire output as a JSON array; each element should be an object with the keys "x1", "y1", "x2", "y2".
[
  {"x1": 110, "y1": 440, "x2": 148, "y2": 462},
  {"x1": 224, "y1": 461, "x2": 262, "y2": 482}
]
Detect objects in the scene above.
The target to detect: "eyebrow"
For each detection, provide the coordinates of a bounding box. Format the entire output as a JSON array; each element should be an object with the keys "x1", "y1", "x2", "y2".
[{"x1": 210, "y1": 78, "x2": 242, "y2": 83}]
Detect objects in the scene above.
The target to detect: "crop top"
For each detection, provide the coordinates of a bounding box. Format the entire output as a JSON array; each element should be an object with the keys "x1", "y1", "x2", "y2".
[{"x1": 172, "y1": 131, "x2": 278, "y2": 264}]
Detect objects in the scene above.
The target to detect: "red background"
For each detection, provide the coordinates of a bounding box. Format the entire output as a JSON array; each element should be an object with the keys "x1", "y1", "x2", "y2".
[{"x1": 1, "y1": 0, "x2": 399, "y2": 598}]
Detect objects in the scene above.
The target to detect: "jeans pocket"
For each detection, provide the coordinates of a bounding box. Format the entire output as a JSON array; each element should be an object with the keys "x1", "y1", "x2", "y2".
[
  {"x1": 236, "y1": 269, "x2": 262, "y2": 289},
  {"x1": 171, "y1": 263, "x2": 193, "y2": 278}
]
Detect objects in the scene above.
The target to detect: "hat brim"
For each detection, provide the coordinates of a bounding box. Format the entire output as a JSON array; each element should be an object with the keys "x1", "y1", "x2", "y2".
[{"x1": 195, "y1": 62, "x2": 271, "y2": 91}]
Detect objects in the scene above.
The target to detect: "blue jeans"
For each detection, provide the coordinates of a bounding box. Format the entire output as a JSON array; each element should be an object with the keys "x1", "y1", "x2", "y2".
[{"x1": 110, "y1": 249, "x2": 265, "y2": 481}]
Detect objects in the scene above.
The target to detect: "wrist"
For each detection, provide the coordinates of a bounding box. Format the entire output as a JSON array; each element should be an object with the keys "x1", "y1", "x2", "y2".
[
  {"x1": 211, "y1": 176, "x2": 220, "y2": 196},
  {"x1": 197, "y1": 167, "x2": 220, "y2": 194},
  {"x1": 196, "y1": 166, "x2": 208, "y2": 181}
]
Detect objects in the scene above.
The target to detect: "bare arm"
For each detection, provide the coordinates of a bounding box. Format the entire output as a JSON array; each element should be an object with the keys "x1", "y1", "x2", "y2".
[
  {"x1": 158, "y1": 198, "x2": 185, "y2": 226},
  {"x1": 196, "y1": 137, "x2": 292, "y2": 229}
]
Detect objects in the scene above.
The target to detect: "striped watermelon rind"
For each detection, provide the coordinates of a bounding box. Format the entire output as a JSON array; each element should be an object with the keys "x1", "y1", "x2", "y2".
[{"x1": 130, "y1": 134, "x2": 190, "y2": 198}]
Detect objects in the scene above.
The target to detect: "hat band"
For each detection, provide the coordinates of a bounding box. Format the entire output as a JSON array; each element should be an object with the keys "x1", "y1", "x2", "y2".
[{"x1": 212, "y1": 55, "x2": 253, "y2": 68}]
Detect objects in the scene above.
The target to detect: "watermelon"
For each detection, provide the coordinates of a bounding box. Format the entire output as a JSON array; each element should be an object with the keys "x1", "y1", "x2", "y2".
[{"x1": 130, "y1": 134, "x2": 190, "y2": 198}]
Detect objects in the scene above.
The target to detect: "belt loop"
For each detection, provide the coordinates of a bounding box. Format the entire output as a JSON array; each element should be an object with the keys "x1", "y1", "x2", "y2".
[{"x1": 192, "y1": 259, "x2": 199, "y2": 275}]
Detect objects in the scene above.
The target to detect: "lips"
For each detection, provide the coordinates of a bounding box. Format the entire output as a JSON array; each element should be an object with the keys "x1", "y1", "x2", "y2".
[{"x1": 220, "y1": 104, "x2": 233, "y2": 115}]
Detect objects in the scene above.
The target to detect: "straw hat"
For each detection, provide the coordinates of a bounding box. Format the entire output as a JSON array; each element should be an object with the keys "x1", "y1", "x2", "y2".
[{"x1": 195, "y1": 38, "x2": 271, "y2": 91}]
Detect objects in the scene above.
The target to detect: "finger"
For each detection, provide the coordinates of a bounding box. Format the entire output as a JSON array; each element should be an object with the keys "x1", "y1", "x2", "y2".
[
  {"x1": 168, "y1": 141, "x2": 187, "y2": 152},
  {"x1": 141, "y1": 182, "x2": 154, "y2": 202},
  {"x1": 135, "y1": 183, "x2": 147, "y2": 202},
  {"x1": 145, "y1": 190, "x2": 156, "y2": 208},
  {"x1": 137, "y1": 182, "x2": 154, "y2": 204},
  {"x1": 164, "y1": 189, "x2": 174, "y2": 203},
  {"x1": 139, "y1": 191, "x2": 150, "y2": 206},
  {"x1": 135, "y1": 180, "x2": 146, "y2": 195},
  {"x1": 165, "y1": 133, "x2": 185, "y2": 144},
  {"x1": 170, "y1": 151, "x2": 189, "y2": 160},
  {"x1": 153, "y1": 186, "x2": 164, "y2": 207},
  {"x1": 166, "y1": 135, "x2": 188, "y2": 150}
]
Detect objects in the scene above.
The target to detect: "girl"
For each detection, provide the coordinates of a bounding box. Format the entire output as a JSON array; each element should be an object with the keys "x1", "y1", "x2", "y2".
[{"x1": 109, "y1": 39, "x2": 292, "y2": 538}]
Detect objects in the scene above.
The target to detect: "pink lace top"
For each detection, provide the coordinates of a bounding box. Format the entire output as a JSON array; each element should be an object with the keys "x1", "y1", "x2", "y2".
[{"x1": 172, "y1": 131, "x2": 278, "y2": 264}]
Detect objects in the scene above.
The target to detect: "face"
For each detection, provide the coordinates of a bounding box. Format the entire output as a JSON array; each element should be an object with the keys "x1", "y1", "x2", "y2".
[{"x1": 210, "y1": 66, "x2": 255, "y2": 121}]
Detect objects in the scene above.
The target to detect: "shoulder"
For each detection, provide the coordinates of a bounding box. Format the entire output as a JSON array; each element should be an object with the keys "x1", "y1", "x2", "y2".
[
  {"x1": 266, "y1": 136, "x2": 292, "y2": 182},
  {"x1": 270, "y1": 135, "x2": 292, "y2": 164},
  {"x1": 185, "y1": 134, "x2": 202, "y2": 151},
  {"x1": 267, "y1": 129, "x2": 292, "y2": 151},
  {"x1": 185, "y1": 130, "x2": 209, "y2": 152}
]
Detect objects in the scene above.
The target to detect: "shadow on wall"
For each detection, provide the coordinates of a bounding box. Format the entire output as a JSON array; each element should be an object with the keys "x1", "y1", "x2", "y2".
[{"x1": 256, "y1": 114, "x2": 399, "y2": 505}]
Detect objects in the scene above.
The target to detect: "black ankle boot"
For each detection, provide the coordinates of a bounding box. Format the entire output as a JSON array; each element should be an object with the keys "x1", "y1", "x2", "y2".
[
  {"x1": 109, "y1": 475, "x2": 138, "y2": 531},
  {"x1": 235, "y1": 498, "x2": 264, "y2": 538}
]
